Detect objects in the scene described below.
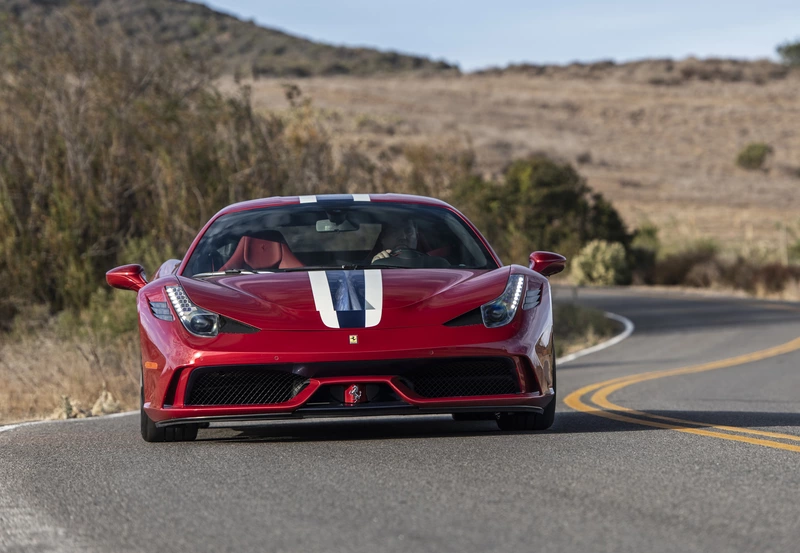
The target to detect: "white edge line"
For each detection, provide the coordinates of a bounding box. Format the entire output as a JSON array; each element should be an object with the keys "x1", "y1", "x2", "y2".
[
  {"x1": 557, "y1": 311, "x2": 635, "y2": 365},
  {"x1": 0, "y1": 410, "x2": 137, "y2": 434},
  {"x1": 2, "y1": 312, "x2": 633, "y2": 433}
]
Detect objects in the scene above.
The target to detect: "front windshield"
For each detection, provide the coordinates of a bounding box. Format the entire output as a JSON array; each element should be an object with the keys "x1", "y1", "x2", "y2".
[{"x1": 183, "y1": 202, "x2": 497, "y2": 277}]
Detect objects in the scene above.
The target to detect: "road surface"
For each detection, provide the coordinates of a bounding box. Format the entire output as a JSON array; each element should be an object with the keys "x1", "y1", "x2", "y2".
[{"x1": 2, "y1": 288, "x2": 799, "y2": 553}]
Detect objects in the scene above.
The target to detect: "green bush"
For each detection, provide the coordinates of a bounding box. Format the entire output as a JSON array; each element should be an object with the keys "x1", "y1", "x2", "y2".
[
  {"x1": 777, "y1": 39, "x2": 800, "y2": 66},
  {"x1": 736, "y1": 143, "x2": 773, "y2": 170},
  {"x1": 652, "y1": 240, "x2": 718, "y2": 286},
  {"x1": 0, "y1": 12, "x2": 376, "y2": 313},
  {"x1": 571, "y1": 240, "x2": 628, "y2": 286},
  {"x1": 451, "y1": 155, "x2": 629, "y2": 265}
]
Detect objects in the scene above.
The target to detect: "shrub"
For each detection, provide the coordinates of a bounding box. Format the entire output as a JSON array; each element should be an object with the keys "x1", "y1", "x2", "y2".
[
  {"x1": 0, "y1": 12, "x2": 380, "y2": 313},
  {"x1": 736, "y1": 143, "x2": 773, "y2": 170},
  {"x1": 451, "y1": 155, "x2": 629, "y2": 265},
  {"x1": 777, "y1": 39, "x2": 800, "y2": 66},
  {"x1": 571, "y1": 240, "x2": 628, "y2": 286},
  {"x1": 652, "y1": 240, "x2": 718, "y2": 285},
  {"x1": 628, "y1": 223, "x2": 660, "y2": 284}
]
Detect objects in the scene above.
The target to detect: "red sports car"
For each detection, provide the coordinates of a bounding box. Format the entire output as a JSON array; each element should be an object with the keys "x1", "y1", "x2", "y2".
[{"x1": 107, "y1": 194, "x2": 566, "y2": 442}]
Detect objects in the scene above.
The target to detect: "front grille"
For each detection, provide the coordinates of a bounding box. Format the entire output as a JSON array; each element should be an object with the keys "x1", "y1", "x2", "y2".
[
  {"x1": 402, "y1": 357, "x2": 519, "y2": 398},
  {"x1": 185, "y1": 367, "x2": 307, "y2": 406}
]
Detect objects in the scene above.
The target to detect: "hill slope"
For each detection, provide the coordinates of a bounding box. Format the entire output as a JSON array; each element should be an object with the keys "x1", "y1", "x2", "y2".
[{"x1": 0, "y1": 0, "x2": 458, "y2": 77}]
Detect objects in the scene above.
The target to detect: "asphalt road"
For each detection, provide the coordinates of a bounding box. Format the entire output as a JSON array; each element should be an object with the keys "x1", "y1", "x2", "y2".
[{"x1": 2, "y1": 288, "x2": 800, "y2": 553}]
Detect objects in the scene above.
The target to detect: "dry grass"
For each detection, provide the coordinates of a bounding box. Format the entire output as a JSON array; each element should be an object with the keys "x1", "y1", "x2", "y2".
[
  {"x1": 222, "y1": 70, "x2": 800, "y2": 256},
  {"x1": 0, "y1": 312, "x2": 139, "y2": 425}
]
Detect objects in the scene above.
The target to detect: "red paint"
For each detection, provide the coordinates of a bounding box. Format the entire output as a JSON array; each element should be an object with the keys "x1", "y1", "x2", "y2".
[
  {"x1": 529, "y1": 251, "x2": 567, "y2": 277},
  {"x1": 106, "y1": 264, "x2": 148, "y2": 292}
]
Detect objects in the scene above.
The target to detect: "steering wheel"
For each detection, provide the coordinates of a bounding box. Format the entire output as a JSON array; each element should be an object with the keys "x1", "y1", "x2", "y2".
[{"x1": 391, "y1": 248, "x2": 428, "y2": 259}]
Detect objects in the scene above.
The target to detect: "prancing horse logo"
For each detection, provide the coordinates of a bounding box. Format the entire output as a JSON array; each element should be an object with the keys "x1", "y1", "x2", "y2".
[
  {"x1": 346, "y1": 384, "x2": 362, "y2": 404},
  {"x1": 349, "y1": 335, "x2": 358, "y2": 344}
]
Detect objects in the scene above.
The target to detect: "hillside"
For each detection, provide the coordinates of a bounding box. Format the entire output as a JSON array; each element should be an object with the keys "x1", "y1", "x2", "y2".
[
  {"x1": 230, "y1": 63, "x2": 800, "y2": 257},
  {"x1": 0, "y1": 0, "x2": 458, "y2": 77}
]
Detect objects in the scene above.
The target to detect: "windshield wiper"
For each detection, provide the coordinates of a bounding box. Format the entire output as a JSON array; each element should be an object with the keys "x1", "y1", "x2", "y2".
[
  {"x1": 192, "y1": 269, "x2": 265, "y2": 278},
  {"x1": 276, "y1": 265, "x2": 366, "y2": 272}
]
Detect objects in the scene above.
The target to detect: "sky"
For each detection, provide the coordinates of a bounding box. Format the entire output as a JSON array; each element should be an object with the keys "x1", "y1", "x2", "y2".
[{"x1": 201, "y1": 1, "x2": 800, "y2": 70}]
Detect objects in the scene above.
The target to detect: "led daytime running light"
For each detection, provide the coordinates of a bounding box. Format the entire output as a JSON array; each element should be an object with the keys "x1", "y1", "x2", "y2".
[
  {"x1": 166, "y1": 285, "x2": 219, "y2": 337},
  {"x1": 481, "y1": 275, "x2": 526, "y2": 328}
]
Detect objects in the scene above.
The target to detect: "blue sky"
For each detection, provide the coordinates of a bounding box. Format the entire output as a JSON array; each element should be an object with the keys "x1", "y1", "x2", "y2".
[{"x1": 202, "y1": 1, "x2": 800, "y2": 70}]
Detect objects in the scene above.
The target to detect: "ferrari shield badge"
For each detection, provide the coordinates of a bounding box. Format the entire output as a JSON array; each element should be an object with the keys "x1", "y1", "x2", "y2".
[{"x1": 349, "y1": 334, "x2": 358, "y2": 344}]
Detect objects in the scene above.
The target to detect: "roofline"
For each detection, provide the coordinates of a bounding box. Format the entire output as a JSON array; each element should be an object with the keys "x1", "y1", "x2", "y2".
[{"x1": 213, "y1": 193, "x2": 453, "y2": 218}]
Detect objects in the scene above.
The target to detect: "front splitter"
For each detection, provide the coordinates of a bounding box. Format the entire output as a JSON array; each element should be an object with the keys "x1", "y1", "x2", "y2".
[{"x1": 154, "y1": 402, "x2": 544, "y2": 428}]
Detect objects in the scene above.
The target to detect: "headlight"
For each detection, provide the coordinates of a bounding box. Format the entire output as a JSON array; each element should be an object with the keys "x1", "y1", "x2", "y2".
[
  {"x1": 165, "y1": 285, "x2": 219, "y2": 337},
  {"x1": 481, "y1": 275, "x2": 525, "y2": 328}
]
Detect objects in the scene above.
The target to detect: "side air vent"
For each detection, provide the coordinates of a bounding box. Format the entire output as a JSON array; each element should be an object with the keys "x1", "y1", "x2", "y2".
[
  {"x1": 219, "y1": 317, "x2": 259, "y2": 334},
  {"x1": 444, "y1": 308, "x2": 482, "y2": 327},
  {"x1": 522, "y1": 286, "x2": 542, "y2": 310},
  {"x1": 149, "y1": 300, "x2": 174, "y2": 321}
]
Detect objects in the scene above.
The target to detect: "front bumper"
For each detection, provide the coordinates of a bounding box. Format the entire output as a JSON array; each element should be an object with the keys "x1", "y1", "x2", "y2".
[{"x1": 146, "y1": 366, "x2": 555, "y2": 424}]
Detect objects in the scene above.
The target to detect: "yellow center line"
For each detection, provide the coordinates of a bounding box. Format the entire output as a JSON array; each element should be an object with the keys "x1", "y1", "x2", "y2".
[{"x1": 563, "y1": 336, "x2": 800, "y2": 452}]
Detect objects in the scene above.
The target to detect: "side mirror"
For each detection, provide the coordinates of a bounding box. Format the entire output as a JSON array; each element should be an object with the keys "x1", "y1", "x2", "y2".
[
  {"x1": 106, "y1": 264, "x2": 148, "y2": 292},
  {"x1": 529, "y1": 251, "x2": 566, "y2": 277}
]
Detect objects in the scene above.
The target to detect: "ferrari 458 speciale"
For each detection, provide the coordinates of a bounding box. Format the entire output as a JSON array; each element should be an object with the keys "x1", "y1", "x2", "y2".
[{"x1": 107, "y1": 194, "x2": 566, "y2": 442}]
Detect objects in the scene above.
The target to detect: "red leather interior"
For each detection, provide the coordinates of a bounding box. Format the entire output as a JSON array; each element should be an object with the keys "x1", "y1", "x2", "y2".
[{"x1": 220, "y1": 237, "x2": 303, "y2": 271}]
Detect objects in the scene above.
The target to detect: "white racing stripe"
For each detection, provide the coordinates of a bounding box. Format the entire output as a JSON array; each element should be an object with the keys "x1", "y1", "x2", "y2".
[
  {"x1": 308, "y1": 270, "x2": 384, "y2": 329},
  {"x1": 352, "y1": 194, "x2": 371, "y2": 202},
  {"x1": 308, "y1": 271, "x2": 340, "y2": 328},
  {"x1": 364, "y1": 270, "x2": 383, "y2": 327},
  {"x1": 298, "y1": 195, "x2": 317, "y2": 203}
]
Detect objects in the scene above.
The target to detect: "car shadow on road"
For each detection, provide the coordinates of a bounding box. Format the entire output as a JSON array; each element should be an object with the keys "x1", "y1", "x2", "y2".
[
  {"x1": 193, "y1": 409, "x2": 800, "y2": 443},
  {"x1": 551, "y1": 409, "x2": 800, "y2": 435}
]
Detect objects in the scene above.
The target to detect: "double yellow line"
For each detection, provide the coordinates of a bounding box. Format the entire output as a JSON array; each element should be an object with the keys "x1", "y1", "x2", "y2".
[{"x1": 563, "y1": 336, "x2": 800, "y2": 453}]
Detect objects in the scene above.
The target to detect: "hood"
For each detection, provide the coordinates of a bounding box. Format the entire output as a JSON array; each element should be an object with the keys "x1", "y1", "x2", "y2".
[{"x1": 178, "y1": 268, "x2": 510, "y2": 331}]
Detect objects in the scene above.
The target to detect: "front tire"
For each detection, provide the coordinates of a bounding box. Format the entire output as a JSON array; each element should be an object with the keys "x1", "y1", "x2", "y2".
[
  {"x1": 496, "y1": 355, "x2": 556, "y2": 431},
  {"x1": 140, "y1": 383, "x2": 198, "y2": 442}
]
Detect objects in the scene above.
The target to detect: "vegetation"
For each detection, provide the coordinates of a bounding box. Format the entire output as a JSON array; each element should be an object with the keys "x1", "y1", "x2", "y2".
[
  {"x1": 736, "y1": 143, "x2": 774, "y2": 170},
  {"x1": 0, "y1": 0, "x2": 457, "y2": 78},
  {"x1": 571, "y1": 240, "x2": 628, "y2": 286},
  {"x1": 450, "y1": 155, "x2": 630, "y2": 264},
  {"x1": 777, "y1": 39, "x2": 800, "y2": 66}
]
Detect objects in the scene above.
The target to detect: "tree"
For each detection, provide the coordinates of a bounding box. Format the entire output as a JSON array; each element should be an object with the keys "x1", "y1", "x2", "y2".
[{"x1": 777, "y1": 39, "x2": 800, "y2": 66}]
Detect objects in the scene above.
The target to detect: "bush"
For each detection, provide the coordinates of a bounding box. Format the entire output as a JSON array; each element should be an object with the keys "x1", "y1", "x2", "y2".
[
  {"x1": 571, "y1": 240, "x2": 628, "y2": 286},
  {"x1": 736, "y1": 143, "x2": 773, "y2": 170},
  {"x1": 652, "y1": 241, "x2": 718, "y2": 285},
  {"x1": 628, "y1": 223, "x2": 660, "y2": 284},
  {"x1": 777, "y1": 39, "x2": 800, "y2": 66},
  {"x1": 451, "y1": 155, "x2": 630, "y2": 265},
  {"x1": 0, "y1": 12, "x2": 390, "y2": 313}
]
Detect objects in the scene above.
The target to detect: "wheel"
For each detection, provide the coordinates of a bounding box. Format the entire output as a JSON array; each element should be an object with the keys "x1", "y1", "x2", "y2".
[
  {"x1": 496, "y1": 354, "x2": 556, "y2": 431},
  {"x1": 140, "y1": 382, "x2": 198, "y2": 442},
  {"x1": 452, "y1": 412, "x2": 496, "y2": 422}
]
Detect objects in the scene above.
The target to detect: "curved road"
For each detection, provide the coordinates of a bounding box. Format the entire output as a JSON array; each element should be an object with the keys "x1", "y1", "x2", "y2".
[{"x1": 2, "y1": 288, "x2": 800, "y2": 553}]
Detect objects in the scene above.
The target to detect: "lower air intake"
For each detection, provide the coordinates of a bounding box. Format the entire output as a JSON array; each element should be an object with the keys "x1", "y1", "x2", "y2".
[
  {"x1": 185, "y1": 367, "x2": 307, "y2": 406},
  {"x1": 402, "y1": 357, "x2": 519, "y2": 398}
]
